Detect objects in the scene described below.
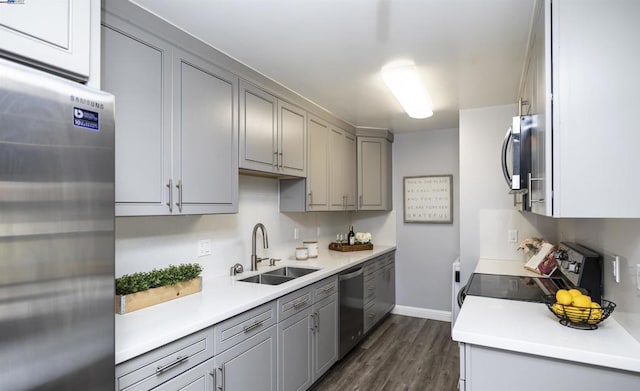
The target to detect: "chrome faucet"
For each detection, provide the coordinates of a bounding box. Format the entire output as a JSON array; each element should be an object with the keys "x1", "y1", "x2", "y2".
[{"x1": 251, "y1": 223, "x2": 269, "y2": 271}]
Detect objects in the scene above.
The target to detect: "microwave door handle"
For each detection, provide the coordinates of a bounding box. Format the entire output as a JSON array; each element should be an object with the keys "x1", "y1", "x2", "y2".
[{"x1": 501, "y1": 127, "x2": 513, "y2": 188}]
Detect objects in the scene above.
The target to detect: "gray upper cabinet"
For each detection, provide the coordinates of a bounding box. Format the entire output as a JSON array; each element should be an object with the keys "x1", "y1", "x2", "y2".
[
  {"x1": 173, "y1": 49, "x2": 238, "y2": 215},
  {"x1": 239, "y1": 81, "x2": 306, "y2": 177},
  {"x1": 357, "y1": 135, "x2": 392, "y2": 211},
  {"x1": 306, "y1": 115, "x2": 330, "y2": 210},
  {"x1": 102, "y1": 6, "x2": 238, "y2": 216},
  {"x1": 0, "y1": 0, "x2": 94, "y2": 82},
  {"x1": 329, "y1": 126, "x2": 356, "y2": 211},
  {"x1": 522, "y1": 0, "x2": 640, "y2": 217}
]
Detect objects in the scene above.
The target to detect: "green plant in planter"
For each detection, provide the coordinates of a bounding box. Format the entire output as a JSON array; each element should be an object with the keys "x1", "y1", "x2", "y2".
[{"x1": 116, "y1": 263, "x2": 203, "y2": 295}]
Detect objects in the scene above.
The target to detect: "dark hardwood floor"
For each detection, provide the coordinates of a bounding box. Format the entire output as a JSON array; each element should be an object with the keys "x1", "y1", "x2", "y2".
[{"x1": 312, "y1": 315, "x2": 459, "y2": 391}]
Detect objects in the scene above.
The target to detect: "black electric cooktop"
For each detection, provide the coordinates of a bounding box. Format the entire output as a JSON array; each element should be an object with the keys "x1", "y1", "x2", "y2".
[{"x1": 464, "y1": 273, "x2": 570, "y2": 303}]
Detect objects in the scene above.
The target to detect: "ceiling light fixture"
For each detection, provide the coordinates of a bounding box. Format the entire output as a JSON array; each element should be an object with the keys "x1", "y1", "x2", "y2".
[{"x1": 381, "y1": 62, "x2": 433, "y2": 119}]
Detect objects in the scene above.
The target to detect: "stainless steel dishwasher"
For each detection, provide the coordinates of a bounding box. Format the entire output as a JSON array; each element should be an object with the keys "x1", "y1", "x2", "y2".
[{"x1": 339, "y1": 265, "x2": 364, "y2": 358}]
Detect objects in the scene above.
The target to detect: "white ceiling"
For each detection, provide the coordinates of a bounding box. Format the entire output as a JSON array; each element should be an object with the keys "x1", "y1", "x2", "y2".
[{"x1": 131, "y1": 0, "x2": 535, "y2": 132}]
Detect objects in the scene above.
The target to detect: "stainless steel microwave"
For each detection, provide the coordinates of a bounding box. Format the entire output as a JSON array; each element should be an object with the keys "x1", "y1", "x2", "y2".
[{"x1": 501, "y1": 115, "x2": 534, "y2": 193}]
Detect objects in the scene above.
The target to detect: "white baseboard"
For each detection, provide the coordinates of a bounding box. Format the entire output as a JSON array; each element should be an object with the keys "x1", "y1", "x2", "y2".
[{"x1": 391, "y1": 305, "x2": 452, "y2": 322}]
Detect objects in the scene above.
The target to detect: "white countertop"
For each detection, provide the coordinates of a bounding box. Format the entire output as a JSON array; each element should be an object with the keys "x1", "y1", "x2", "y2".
[
  {"x1": 115, "y1": 245, "x2": 396, "y2": 364},
  {"x1": 452, "y1": 258, "x2": 640, "y2": 373}
]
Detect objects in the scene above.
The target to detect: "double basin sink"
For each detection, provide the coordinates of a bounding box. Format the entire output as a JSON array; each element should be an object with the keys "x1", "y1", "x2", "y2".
[{"x1": 239, "y1": 266, "x2": 319, "y2": 286}]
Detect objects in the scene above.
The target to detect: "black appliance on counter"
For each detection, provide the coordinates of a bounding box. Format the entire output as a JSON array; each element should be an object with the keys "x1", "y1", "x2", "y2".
[{"x1": 459, "y1": 242, "x2": 603, "y2": 305}]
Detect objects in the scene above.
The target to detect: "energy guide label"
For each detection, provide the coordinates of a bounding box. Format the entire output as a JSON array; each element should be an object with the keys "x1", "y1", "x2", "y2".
[{"x1": 73, "y1": 107, "x2": 99, "y2": 131}]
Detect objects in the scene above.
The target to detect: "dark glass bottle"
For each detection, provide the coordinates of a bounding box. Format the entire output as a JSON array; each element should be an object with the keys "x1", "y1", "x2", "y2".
[{"x1": 347, "y1": 225, "x2": 355, "y2": 246}]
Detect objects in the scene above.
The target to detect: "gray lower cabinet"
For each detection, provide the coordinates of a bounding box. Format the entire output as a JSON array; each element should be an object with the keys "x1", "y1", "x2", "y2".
[
  {"x1": 363, "y1": 252, "x2": 396, "y2": 333},
  {"x1": 278, "y1": 277, "x2": 338, "y2": 391},
  {"x1": 214, "y1": 325, "x2": 278, "y2": 391},
  {"x1": 102, "y1": 3, "x2": 238, "y2": 217},
  {"x1": 153, "y1": 358, "x2": 215, "y2": 391},
  {"x1": 115, "y1": 328, "x2": 215, "y2": 391}
]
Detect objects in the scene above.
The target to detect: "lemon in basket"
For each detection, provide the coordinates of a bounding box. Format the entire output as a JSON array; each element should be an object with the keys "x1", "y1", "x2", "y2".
[
  {"x1": 572, "y1": 294, "x2": 592, "y2": 308},
  {"x1": 568, "y1": 288, "x2": 583, "y2": 298},
  {"x1": 587, "y1": 302, "x2": 603, "y2": 324},
  {"x1": 555, "y1": 290, "x2": 573, "y2": 305}
]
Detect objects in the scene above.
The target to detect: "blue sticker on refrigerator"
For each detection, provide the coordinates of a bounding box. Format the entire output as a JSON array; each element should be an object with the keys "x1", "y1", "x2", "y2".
[{"x1": 73, "y1": 107, "x2": 99, "y2": 131}]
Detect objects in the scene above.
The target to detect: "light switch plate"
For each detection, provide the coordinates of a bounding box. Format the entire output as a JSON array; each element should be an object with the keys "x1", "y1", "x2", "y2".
[{"x1": 612, "y1": 255, "x2": 620, "y2": 284}]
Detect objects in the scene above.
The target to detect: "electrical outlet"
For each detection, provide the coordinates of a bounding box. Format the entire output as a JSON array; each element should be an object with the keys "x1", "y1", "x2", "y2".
[
  {"x1": 636, "y1": 264, "x2": 640, "y2": 291},
  {"x1": 508, "y1": 229, "x2": 518, "y2": 243},
  {"x1": 294, "y1": 228, "x2": 299, "y2": 241},
  {"x1": 197, "y1": 239, "x2": 212, "y2": 257},
  {"x1": 612, "y1": 255, "x2": 620, "y2": 283}
]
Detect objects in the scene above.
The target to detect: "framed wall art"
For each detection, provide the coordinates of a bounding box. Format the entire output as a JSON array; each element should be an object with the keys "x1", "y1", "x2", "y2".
[{"x1": 403, "y1": 175, "x2": 453, "y2": 224}]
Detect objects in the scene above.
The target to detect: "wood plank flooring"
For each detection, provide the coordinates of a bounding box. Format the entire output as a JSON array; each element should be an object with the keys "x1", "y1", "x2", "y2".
[{"x1": 311, "y1": 314, "x2": 459, "y2": 391}]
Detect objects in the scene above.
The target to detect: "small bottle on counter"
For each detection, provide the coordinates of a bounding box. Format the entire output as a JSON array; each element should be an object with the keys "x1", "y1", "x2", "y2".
[{"x1": 347, "y1": 225, "x2": 355, "y2": 246}]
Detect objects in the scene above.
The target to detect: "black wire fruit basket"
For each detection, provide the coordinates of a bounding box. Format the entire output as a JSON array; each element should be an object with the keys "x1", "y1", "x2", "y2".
[{"x1": 542, "y1": 295, "x2": 616, "y2": 330}]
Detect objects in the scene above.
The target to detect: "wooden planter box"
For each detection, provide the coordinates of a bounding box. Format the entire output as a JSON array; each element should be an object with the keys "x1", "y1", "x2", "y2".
[
  {"x1": 115, "y1": 277, "x2": 202, "y2": 314},
  {"x1": 328, "y1": 242, "x2": 373, "y2": 252}
]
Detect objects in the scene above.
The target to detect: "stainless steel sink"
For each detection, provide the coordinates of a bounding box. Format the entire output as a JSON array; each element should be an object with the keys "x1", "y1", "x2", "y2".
[
  {"x1": 237, "y1": 266, "x2": 319, "y2": 285},
  {"x1": 263, "y1": 266, "x2": 319, "y2": 278},
  {"x1": 238, "y1": 274, "x2": 295, "y2": 285}
]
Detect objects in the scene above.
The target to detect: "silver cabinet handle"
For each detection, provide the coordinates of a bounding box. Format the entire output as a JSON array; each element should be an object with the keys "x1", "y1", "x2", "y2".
[
  {"x1": 217, "y1": 365, "x2": 226, "y2": 391},
  {"x1": 273, "y1": 151, "x2": 278, "y2": 170},
  {"x1": 367, "y1": 312, "x2": 376, "y2": 319},
  {"x1": 166, "y1": 179, "x2": 173, "y2": 213},
  {"x1": 209, "y1": 370, "x2": 216, "y2": 390},
  {"x1": 279, "y1": 152, "x2": 283, "y2": 168},
  {"x1": 527, "y1": 172, "x2": 545, "y2": 208},
  {"x1": 359, "y1": 194, "x2": 363, "y2": 209},
  {"x1": 308, "y1": 191, "x2": 313, "y2": 207},
  {"x1": 310, "y1": 314, "x2": 315, "y2": 332},
  {"x1": 322, "y1": 285, "x2": 334, "y2": 294},
  {"x1": 314, "y1": 311, "x2": 319, "y2": 332},
  {"x1": 243, "y1": 319, "x2": 264, "y2": 333},
  {"x1": 175, "y1": 180, "x2": 183, "y2": 212},
  {"x1": 156, "y1": 355, "x2": 189, "y2": 373},
  {"x1": 293, "y1": 299, "x2": 308, "y2": 309}
]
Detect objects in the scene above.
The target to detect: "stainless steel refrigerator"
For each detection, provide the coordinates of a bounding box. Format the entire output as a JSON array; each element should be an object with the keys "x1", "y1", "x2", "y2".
[{"x1": 0, "y1": 58, "x2": 115, "y2": 390}]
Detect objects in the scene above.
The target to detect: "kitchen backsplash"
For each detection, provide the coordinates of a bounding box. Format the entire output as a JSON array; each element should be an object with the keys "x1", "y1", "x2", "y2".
[
  {"x1": 556, "y1": 218, "x2": 640, "y2": 343},
  {"x1": 115, "y1": 175, "x2": 396, "y2": 280}
]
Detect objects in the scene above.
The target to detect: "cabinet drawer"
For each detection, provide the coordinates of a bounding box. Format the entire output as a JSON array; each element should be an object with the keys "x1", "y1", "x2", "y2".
[
  {"x1": 313, "y1": 276, "x2": 338, "y2": 303},
  {"x1": 364, "y1": 301, "x2": 378, "y2": 333},
  {"x1": 278, "y1": 285, "x2": 313, "y2": 321},
  {"x1": 116, "y1": 327, "x2": 214, "y2": 391},
  {"x1": 364, "y1": 274, "x2": 376, "y2": 304},
  {"x1": 363, "y1": 261, "x2": 378, "y2": 277},
  {"x1": 214, "y1": 301, "x2": 277, "y2": 355}
]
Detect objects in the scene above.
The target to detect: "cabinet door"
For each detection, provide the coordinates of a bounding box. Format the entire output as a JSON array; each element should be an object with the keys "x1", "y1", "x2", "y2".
[
  {"x1": 278, "y1": 101, "x2": 307, "y2": 177},
  {"x1": 278, "y1": 310, "x2": 312, "y2": 391},
  {"x1": 312, "y1": 294, "x2": 339, "y2": 380},
  {"x1": 173, "y1": 49, "x2": 238, "y2": 214},
  {"x1": 343, "y1": 133, "x2": 357, "y2": 210},
  {"x1": 0, "y1": 0, "x2": 91, "y2": 81},
  {"x1": 551, "y1": 0, "x2": 640, "y2": 217},
  {"x1": 239, "y1": 82, "x2": 278, "y2": 173},
  {"x1": 329, "y1": 127, "x2": 346, "y2": 210},
  {"x1": 215, "y1": 325, "x2": 277, "y2": 391},
  {"x1": 153, "y1": 358, "x2": 215, "y2": 391},
  {"x1": 528, "y1": 0, "x2": 552, "y2": 216},
  {"x1": 102, "y1": 21, "x2": 173, "y2": 216},
  {"x1": 357, "y1": 137, "x2": 391, "y2": 211},
  {"x1": 307, "y1": 115, "x2": 329, "y2": 211}
]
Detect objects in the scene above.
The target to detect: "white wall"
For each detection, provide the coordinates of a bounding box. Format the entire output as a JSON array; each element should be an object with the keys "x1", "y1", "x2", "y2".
[
  {"x1": 116, "y1": 175, "x2": 396, "y2": 280},
  {"x1": 459, "y1": 104, "x2": 556, "y2": 283},
  {"x1": 391, "y1": 128, "x2": 460, "y2": 314}
]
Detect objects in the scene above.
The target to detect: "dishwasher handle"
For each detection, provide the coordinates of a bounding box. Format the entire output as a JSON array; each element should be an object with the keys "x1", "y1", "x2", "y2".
[{"x1": 339, "y1": 267, "x2": 363, "y2": 281}]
